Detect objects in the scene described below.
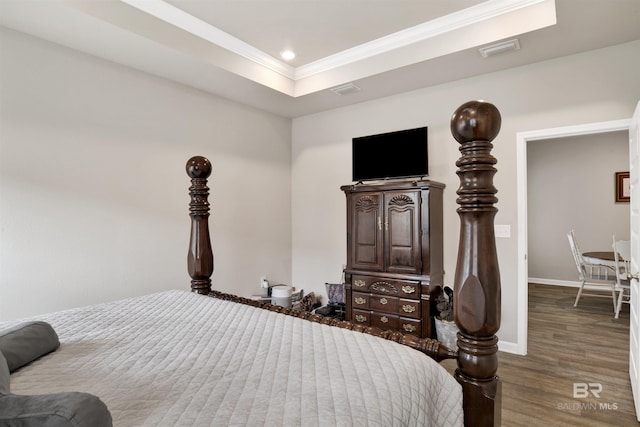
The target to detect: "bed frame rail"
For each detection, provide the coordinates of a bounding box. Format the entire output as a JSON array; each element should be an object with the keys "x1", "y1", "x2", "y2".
[{"x1": 186, "y1": 100, "x2": 502, "y2": 426}]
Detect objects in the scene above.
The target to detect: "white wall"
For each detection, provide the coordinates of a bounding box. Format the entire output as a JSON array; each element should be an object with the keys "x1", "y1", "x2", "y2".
[
  {"x1": 291, "y1": 40, "x2": 640, "y2": 348},
  {"x1": 2, "y1": 27, "x2": 638, "y2": 349},
  {"x1": 0, "y1": 28, "x2": 292, "y2": 321},
  {"x1": 528, "y1": 131, "x2": 630, "y2": 283}
]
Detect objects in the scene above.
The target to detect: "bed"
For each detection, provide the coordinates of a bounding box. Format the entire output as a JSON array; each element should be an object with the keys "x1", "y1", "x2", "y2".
[{"x1": 0, "y1": 100, "x2": 502, "y2": 426}]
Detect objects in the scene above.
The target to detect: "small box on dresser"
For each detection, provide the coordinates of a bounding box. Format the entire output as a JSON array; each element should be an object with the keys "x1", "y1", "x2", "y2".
[{"x1": 341, "y1": 180, "x2": 444, "y2": 338}]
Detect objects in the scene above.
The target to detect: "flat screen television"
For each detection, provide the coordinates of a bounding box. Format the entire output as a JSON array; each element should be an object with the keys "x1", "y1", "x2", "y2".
[{"x1": 352, "y1": 126, "x2": 428, "y2": 182}]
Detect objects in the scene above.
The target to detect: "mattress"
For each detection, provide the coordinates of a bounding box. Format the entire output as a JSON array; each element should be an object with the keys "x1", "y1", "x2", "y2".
[{"x1": 5, "y1": 290, "x2": 463, "y2": 426}]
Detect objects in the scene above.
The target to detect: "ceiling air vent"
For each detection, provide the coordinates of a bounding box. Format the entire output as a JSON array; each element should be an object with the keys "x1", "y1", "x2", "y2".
[
  {"x1": 330, "y1": 83, "x2": 361, "y2": 96},
  {"x1": 479, "y1": 38, "x2": 521, "y2": 58}
]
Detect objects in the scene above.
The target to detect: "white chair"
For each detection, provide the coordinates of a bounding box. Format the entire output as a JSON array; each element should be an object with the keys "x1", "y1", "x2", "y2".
[
  {"x1": 612, "y1": 236, "x2": 631, "y2": 319},
  {"x1": 567, "y1": 230, "x2": 617, "y2": 311}
]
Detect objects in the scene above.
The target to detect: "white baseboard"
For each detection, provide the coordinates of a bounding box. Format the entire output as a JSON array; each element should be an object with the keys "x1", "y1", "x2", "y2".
[
  {"x1": 498, "y1": 340, "x2": 524, "y2": 355},
  {"x1": 528, "y1": 277, "x2": 581, "y2": 288}
]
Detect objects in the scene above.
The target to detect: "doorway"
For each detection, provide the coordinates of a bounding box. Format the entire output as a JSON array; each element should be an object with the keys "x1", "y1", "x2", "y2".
[
  {"x1": 515, "y1": 119, "x2": 632, "y2": 355},
  {"x1": 527, "y1": 132, "x2": 630, "y2": 286}
]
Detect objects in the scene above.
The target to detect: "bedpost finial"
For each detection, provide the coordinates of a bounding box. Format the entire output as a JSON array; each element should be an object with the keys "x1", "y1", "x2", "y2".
[
  {"x1": 186, "y1": 156, "x2": 212, "y2": 179},
  {"x1": 450, "y1": 100, "x2": 501, "y2": 144}
]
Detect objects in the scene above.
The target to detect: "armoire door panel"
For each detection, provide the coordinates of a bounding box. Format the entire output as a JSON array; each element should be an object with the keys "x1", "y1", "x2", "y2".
[
  {"x1": 351, "y1": 193, "x2": 384, "y2": 271},
  {"x1": 385, "y1": 191, "x2": 421, "y2": 274}
]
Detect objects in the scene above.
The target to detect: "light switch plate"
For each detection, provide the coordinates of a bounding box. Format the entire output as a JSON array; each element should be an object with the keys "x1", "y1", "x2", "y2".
[{"x1": 495, "y1": 224, "x2": 511, "y2": 238}]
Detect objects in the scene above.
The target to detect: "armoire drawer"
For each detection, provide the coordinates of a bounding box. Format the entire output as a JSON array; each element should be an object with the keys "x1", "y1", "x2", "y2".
[
  {"x1": 352, "y1": 309, "x2": 371, "y2": 326},
  {"x1": 351, "y1": 275, "x2": 420, "y2": 298},
  {"x1": 399, "y1": 317, "x2": 421, "y2": 336},
  {"x1": 369, "y1": 313, "x2": 421, "y2": 337},
  {"x1": 369, "y1": 295, "x2": 399, "y2": 313},
  {"x1": 371, "y1": 312, "x2": 398, "y2": 330},
  {"x1": 356, "y1": 294, "x2": 421, "y2": 319},
  {"x1": 352, "y1": 292, "x2": 370, "y2": 309}
]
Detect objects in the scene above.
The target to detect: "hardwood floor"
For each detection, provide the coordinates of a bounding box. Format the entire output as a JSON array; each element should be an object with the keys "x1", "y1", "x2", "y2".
[{"x1": 442, "y1": 283, "x2": 638, "y2": 426}]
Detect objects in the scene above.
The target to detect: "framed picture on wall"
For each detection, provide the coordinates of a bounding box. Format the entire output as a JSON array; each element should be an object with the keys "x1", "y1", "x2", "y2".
[{"x1": 615, "y1": 171, "x2": 630, "y2": 203}]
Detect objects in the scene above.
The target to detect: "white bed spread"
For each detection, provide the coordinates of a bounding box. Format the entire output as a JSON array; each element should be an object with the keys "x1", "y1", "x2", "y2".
[{"x1": 5, "y1": 290, "x2": 462, "y2": 426}]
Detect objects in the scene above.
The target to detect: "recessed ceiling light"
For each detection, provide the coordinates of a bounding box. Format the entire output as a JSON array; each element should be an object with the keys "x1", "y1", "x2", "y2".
[{"x1": 280, "y1": 50, "x2": 296, "y2": 61}]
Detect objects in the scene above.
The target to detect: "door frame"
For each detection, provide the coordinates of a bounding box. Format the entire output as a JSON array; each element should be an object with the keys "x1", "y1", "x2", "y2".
[
  {"x1": 627, "y1": 101, "x2": 640, "y2": 420},
  {"x1": 515, "y1": 118, "x2": 632, "y2": 355}
]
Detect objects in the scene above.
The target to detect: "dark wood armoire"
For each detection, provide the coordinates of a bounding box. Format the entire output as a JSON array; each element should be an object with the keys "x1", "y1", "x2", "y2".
[{"x1": 341, "y1": 180, "x2": 444, "y2": 338}]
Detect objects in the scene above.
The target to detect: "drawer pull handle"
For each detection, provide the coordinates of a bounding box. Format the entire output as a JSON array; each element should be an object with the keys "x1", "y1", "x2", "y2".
[
  {"x1": 402, "y1": 305, "x2": 416, "y2": 313},
  {"x1": 402, "y1": 324, "x2": 417, "y2": 333},
  {"x1": 354, "y1": 280, "x2": 366, "y2": 288},
  {"x1": 354, "y1": 297, "x2": 366, "y2": 305},
  {"x1": 380, "y1": 316, "x2": 389, "y2": 323},
  {"x1": 380, "y1": 298, "x2": 388, "y2": 305},
  {"x1": 402, "y1": 285, "x2": 416, "y2": 294},
  {"x1": 355, "y1": 315, "x2": 367, "y2": 323}
]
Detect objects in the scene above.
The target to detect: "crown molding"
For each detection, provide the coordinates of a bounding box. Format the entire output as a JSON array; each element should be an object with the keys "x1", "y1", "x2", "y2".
[
  {"x1": 122, "y1": 0, "x2": 550, "y2": 83},
  {"x1": 120, "y1": 0, "x2": 296, "y2": 79},
  {"x1": 115, "y1": 0, "x2": 554, "y2": 96},
  {"x1": 295, "y1": 0, "x2": 549, "y2": 79}
]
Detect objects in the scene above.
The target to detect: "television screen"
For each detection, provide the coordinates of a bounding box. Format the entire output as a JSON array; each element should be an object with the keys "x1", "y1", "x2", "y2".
[{"x1": 352, "y1": 127, "x2": 428, "y2": 182}]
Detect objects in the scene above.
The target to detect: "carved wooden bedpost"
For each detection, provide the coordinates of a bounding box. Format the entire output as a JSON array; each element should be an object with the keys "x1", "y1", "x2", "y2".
[
  {"x1": 451, "y1": 101, "x2": 502, "y2": 426},
  {"x1": 186, "y1": 156, "x2": 214, "y2": 294}
]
